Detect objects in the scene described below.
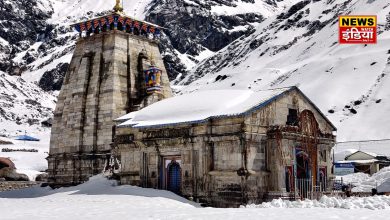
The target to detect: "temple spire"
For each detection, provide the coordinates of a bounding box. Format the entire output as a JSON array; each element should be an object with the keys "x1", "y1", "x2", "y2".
[{"x1": 113, "y1": 0, "x2": 123, "y2": 13}]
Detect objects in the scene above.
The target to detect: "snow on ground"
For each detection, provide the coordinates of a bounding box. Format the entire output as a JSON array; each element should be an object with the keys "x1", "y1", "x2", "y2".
[
  {"x1": 0, "y1": 130, "x2": 51, "y2": 181},
  {"x1": 336, "y1": 172, "x2": 370, "y2": 186},
  {"x1": 1, "y1": 175, "x2": 390, "y2": 220},
  {"x1": 351, "y1": 167, "x2": 390, "y2": 192},
  {"x1": 335, "y1": 167, "x2": 390, "y2": 192},
  {"x1": 244, "y1": 195, "x2": 390, "y2": 210}
]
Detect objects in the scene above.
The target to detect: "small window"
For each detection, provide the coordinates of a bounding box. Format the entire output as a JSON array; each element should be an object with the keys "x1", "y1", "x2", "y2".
[{"x1": 287, "y1": 108, "x2": 298, "y2": 126}]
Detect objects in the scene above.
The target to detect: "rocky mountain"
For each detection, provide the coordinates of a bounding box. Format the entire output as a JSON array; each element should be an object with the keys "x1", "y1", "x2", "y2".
[
  {"x1": 0, "y1": 0, "x2": 295, "y2": 135},
  {"x1": 177, "y1": 0, "x2": 390, "y2": 140},
  {"x1": 0, "y1": 71, "x2": 56, "y2": 135},
  {"x1": 1, "y1": 0, "x2": 389, "y2": 141},
  {"x1": 1, "y1": 0, "x2": 293, "y2": 87}
]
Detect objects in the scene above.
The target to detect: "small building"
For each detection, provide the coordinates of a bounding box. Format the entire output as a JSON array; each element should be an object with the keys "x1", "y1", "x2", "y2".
[
  {"x1": 335, "y1": 151, "x2": 390, "y2": 175},
  {"x1": 113, "y1": 86, "x2": 336, "y2": 207}
]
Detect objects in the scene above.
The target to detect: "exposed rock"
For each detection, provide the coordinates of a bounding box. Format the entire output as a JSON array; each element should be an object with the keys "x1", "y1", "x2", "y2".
[
  {"x1": 0, "y1": 167, "x2": 29, "y2": 181},
  {"x1": 0, "y1": 0, "x2": 53, "y2": 72},
  {"x1": 0, "y1": 139, "x2": 13, "y2": 145},
  {"x1": 35, "y1": 173, "x2": 48, "y2": 182},
  {"x1": 41, "y1": 118, "x2": 53, "y2": 127},
  {"x1": 39, "y1": 63, "x2": 69, "y2": 91},
  {"x1": 146, "y1": 0, "x2": 265, "y2": 79}
]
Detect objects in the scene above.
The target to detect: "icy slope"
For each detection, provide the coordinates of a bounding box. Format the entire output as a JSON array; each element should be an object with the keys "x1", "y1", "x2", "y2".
[{"x1": 178, "y1": 0, "x2": 390, "y2": 141}]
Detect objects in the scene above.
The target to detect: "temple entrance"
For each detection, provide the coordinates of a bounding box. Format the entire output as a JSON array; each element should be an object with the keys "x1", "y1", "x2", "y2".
[
  {"x1": 167, "y1": 160, "x2": 181, "y2": 193},
  {"x1": 160, "y1": 156, "x2": 182, "y2": 194},
  {"x1": 296, "y1": 150, "x2": 310, "y2": 179},
  {"x1": 296, "y1": 149, "x2": 312, "y2": 199}
]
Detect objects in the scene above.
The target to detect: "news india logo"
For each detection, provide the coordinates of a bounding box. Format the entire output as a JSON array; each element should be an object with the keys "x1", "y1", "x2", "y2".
[{"x1": 339, "y1": 15, "x2": 377, "y2": 44}]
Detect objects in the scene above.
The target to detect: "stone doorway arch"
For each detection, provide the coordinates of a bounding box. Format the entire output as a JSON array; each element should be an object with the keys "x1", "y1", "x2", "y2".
[{"x1": 167, "y1": 160, "x2": 181, "y2": 194}]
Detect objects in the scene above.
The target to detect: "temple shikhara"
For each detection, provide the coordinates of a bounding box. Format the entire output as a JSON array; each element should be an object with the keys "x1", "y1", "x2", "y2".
[
  {"x1": 47, "y1": 0, "x2": 172, "y2": 187},
  {"x1": 48, "y1": 1, "x2": 336, "y2": 207}
]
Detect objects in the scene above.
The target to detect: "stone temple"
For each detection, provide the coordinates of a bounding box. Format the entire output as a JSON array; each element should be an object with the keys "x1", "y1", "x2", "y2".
[
  {"x1": 114, "y1": 87, "x2": 336, "y2": 207},
  {"x1": 47, "y1": 2, "x2": 172, "y2": 187},
  {"x1": 48, "y1": 2, "x2": 337, "y2": 208}
]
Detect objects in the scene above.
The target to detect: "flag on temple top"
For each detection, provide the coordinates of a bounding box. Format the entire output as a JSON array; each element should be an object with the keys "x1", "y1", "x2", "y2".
[
  {"x1": 86, "y1": 21, "x2": 92, "y2": 30},
  {"x1": 142, "y1": 23, "x2": 148, "y2": 32},
  {"x1": 75, "y1": 24, "x2": 81, "y2": 32},
  {"x1": 100, "y1": 17, "x2": 107, "y2": 25},
  {"x1": 80, "y1": 22, "x2": 86, "y2": 31},
  {"x1": 149, "y1": 26, "x2": 155, "y2": 33},
  {"x1": 93, "y1": 19, "x2": 100, "y2": 28},
  {"x1": 108, "y1": 15, "x2": 115, "y2": 24},
  {"x1": 118, "y1": 16, "x2": 124, "y2": 24},
  {"x1": 133, "y1": 21, "x2": 140, "y2": 29},
  {"x1": 125, "y1": 18, "x2": 132, "y2": 26}
]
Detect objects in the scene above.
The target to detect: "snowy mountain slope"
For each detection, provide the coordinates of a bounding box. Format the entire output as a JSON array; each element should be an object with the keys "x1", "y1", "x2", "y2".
[
  {"x1": 146, "y1": 0, "x2": 299, "y2": 78},
  {"x1": 0, "y1": 0, "x2": 298, "y2": 136},
  {"x1": 177, "y1": 0, "x2": 390, "y2": 141},
  {"x1": 2, "y1": 0, "x2": 296, "y2": 88},
  {"x1": 1, "y1": 0, "x2": 390, "y2": 142},
  {"x1": 0, "y1": 71, "x2": 56, "y2": 136}
]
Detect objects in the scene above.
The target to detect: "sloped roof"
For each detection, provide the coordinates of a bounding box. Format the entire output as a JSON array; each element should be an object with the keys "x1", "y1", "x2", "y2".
[
  {"x1": 345, "y1": 150, "x2": 377, "y2": 161},
  {"x1": 116, "y1": 86, "x2": 336, "y2": 130},
  {"x1": 15, "y1": 135, "x2": 40, "y2": 141}
]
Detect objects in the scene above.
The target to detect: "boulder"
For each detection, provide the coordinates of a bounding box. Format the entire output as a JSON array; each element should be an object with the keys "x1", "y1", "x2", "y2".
[
  {"x1": 0, "y1": 167, "x2": 29, "y2": 181},
  {"x1": 35, "y1": 173, "x2": 48, "y2": 182}
]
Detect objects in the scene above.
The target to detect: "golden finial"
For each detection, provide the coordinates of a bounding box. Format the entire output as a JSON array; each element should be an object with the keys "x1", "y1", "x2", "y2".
[{"x1": 113, "y1": 0, "x2": 123, "y2": 12}]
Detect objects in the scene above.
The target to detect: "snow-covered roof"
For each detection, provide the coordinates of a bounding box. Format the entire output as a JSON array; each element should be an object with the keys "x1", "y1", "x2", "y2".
[
  {"x1": 117, "y1": 87, "x2": 293, "y2": 128},
  {"x1": 345, "y1": 150, "x2": 378, "y2": 161},
  {"x1": 336, "y1": 159, "x2": 379, "y2": 164}
]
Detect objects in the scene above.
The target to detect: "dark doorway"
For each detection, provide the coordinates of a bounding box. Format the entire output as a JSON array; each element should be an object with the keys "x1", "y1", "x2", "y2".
[
  {"x1": 296, "y1": 149, "x2": 312, "y2": 199},
  {"x1": 296, "y1": 150, "x2": 310, "y2": 179},
  {"x1": 167, "y1": 160, "x2": 181, "y2": 194}
]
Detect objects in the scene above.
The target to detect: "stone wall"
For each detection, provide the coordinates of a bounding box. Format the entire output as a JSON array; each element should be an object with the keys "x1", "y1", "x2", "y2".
[
  {"x1": 116, "y1": 88, "x2": 336, "y2": 207},
  {"x1": 118, "y1": 118, "x2": 271, "y2": 207},
  {"x1": 0, "y1": 181, "x2": 40, "y2": 192}
]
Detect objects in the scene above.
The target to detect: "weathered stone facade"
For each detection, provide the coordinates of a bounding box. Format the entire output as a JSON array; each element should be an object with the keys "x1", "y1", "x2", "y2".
[
  {"x1": 115, "y1": 88, "x2": 336, "y2": 207},
  {"x1": 48, "y1": 29, "x2": 172, "y2": 187}
]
